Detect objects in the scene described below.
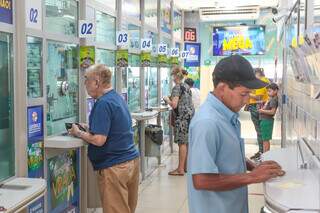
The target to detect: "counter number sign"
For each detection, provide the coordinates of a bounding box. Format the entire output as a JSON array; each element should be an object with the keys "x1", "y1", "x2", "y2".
[
  {"x1": 170, "y1": 48, "x2": 179, "y2": 57},
  {"x1": 158, "y1": 44, "x2": 167, "y2": 55},
  {"x1": 184, "y1": 28, "x2": 197, "y2": 42},
  {"x1": 79, "y1": 20, "x2": 95, "y2": 38},
  {"x1": 117, "y1": 31, "x2": 129, "y2": 47},
  {"x1": 181, "y1": 51, "x2": 190, "y2": 59},
  {"x1": 26, "y1": 0, "x2": 42, "y2": 30},
  {"x1": 141, "y1": 38, "x2": 152, "y2": 51}
]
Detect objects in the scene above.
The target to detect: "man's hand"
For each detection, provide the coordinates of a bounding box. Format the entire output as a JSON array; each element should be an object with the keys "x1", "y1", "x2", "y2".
[
  {"x1": 79, "y1": 123, "x2": 89, "y2": 131},
  {"x1": 249, "y1": 161, "x2": 285, "y2": 183},
  {"x1": 68, "y1": 124, "x2": 81, "y2": 137}
]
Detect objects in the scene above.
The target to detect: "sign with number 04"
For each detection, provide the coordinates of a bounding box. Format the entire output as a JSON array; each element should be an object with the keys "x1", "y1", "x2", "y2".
[
  {"x1": 141, "y1": 39, "x2": 152, "y2": 51},
  {"x1": 26, "y1": 0, "x2": 42, "y2": 30},
  {"x1": 79, "y1": 20, "x2": 96, "y2": 38},
  {"x1": 116, "y1": 31, "x2": 129, "y2": 47}
]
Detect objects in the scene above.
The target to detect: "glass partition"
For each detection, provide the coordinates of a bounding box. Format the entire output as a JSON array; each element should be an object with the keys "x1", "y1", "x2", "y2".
[
  {"x1": 27, "y1": 37, "x2": 43, "y2": 98},
  {"x1": 96, "y1": 11, "x2": 116, "y2": 45},
  {"x1": 145, "y1": 0, "x2": 157, "y2": 28},
  {"x1": 95, "y1": 0, "x2": 116, "y2": 10},
  {"x1": 46, "y1": 42, "x2": 79, "y2": 135},
  {"x1": 145, "y1": 67, "x2": 158, "y2": 108},
  {"x1": 129, "y1": 24, "x2": 140, "y2": 51},
  {"x1": 45, "y1": 0, "x2": 78, "y2": 36},
  {"x1": 96, "y1": 48, "x2": 116, "y2": 87},
  {"x1": 161, "y1": 0, "x2": 171, "y2": 34},
  {"x1": 127, "y1": 54, "x2": 141, "y2": 112},
  {"x1": 0, "y1": 32, "x2": 14, "y2": 182},
  {"x1": 123, "y1": 0, "x2": 140, "y2": 20},
  {"x1": 173, "y1": 10, "x2": 182, "y2": 40}
]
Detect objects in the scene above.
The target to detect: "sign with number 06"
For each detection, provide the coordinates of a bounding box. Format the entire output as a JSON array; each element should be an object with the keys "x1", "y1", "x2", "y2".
[
  {"x1": 26, "y1": 0, "x2": 42, "y2": 30},
  {"x1": 158, "y1": 44, "x2": 167, "y2": 55},
  {"x1": 181, "y1": 51, "x2": 190, "y2": 59},
  {"x1": 116, "y1": 31, "x2": 129, "y2": 47},
  {"x1": 141, "y1": 39, "x2": 152, "y2": 51},
  {"x1": 79, "y1": 20, "x2": 95, "y2": 38},
  {"x1": 170, "y1": 48, "x2": 179, "y2": 57}
]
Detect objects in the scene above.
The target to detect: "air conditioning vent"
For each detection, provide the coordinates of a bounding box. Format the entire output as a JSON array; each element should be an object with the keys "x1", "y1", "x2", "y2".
[{"x1": 199, "y1": 6, "x2": 260, "y2": 21}]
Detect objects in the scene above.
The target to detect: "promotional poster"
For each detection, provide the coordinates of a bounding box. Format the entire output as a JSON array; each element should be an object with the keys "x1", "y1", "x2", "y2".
[
  {"x1": 27, "y1": 105, "x2": 44, "y2": 142},
  {"x1": 212, "y1": 25, "x2": 265, "y2": 56},
  {"x1": 184, "y1": 43, "x2": 201, "y2": 67},
  {"x1": 116, "y1": 49, "x2": 129, "y2": 67},
  {"x1": 80, "y1": 46, "x2": 95, "y2": 69},
  {"x1": 47, "y1": 150, "x2": 80, "y2": 213},
  {"x1": 0, "y1": 0, "x2": 12, "y2": 24}
]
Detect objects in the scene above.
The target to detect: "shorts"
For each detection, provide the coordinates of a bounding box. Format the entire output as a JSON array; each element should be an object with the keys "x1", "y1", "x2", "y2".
[{"x1": 260, "y1": 119, "x2": 274, "y2": 141}]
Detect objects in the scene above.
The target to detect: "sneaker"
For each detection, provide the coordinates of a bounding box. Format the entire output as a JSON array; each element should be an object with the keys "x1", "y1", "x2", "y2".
[{"x1": 250, "y1": 152, "x2": 261, "y2": 160}]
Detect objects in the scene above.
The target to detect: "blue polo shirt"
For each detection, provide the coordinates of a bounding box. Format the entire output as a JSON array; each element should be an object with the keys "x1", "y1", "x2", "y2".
[
  {"x1": 88, "y1": 90, "x2": 139, "y2": 170},
  {"x1": 187, "y1": 93, "x2": 248, "y2": 213}
]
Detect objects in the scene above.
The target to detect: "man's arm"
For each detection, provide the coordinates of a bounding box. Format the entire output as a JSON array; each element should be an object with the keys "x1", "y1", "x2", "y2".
[
  {"x1": 69, "y1": 124, "x2": 107, "y2": 147},
  {"x1": 192, "y1": 161, "x2": 284, "y2": 191},
  {"x1": 259, "y1": 107, "x2": 277, "y2": 116}
]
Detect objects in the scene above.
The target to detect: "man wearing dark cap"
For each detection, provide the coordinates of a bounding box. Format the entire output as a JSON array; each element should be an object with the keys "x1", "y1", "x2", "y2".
[{"x1": 187, "y1": 55, "x2": 284, "y2": 213}]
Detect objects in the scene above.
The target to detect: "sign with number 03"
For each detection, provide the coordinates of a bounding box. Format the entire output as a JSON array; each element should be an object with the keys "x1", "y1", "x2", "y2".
[
  {"x1": 79, "y1": 20, "x2": 96, "y2": 38},
  {"x1": 170, "y1": 48, "x2": 180, "y2": 57},
  {"x1": 181, "y1": 51, "x2": 190, "y2": 59},
  {"x1": 116, "y1": 31, "x2": 129, "y2": 47},
  {"x1": 141, "y1": 39, "x2": 152, "y2": 52},
  {"x1": 26, "y1": 0, "x2": 42, "y2": 30},
  {"x1": 158, "y1": 44, "x2": 167, "y2": 55}
]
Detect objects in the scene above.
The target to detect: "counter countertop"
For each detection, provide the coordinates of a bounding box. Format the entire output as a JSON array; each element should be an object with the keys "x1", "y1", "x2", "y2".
[
  {"x1": 44, "y1": 135, "x2": 87, "y2": 149},
  {"x1": 131, "y1": 111, "x2": 159, "y2": 121}
]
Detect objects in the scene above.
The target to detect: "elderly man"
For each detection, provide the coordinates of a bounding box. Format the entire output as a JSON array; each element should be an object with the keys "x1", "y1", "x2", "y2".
[
  {"x1": 187, "y1": 55, "x2": 284, "y2": 213},
  {"x1": 69, "y1": 64, "x2": 139, "y2": 213}
]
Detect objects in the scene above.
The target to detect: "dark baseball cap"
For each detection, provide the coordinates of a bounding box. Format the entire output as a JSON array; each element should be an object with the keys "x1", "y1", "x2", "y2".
[{"x1": 213, "y1": 55, "x2": 268, "y2": 89}]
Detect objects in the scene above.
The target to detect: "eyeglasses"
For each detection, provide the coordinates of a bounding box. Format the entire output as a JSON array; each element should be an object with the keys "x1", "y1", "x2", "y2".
[{"x1": 84, "y1": 76, "x2": 97, "y2": 83}]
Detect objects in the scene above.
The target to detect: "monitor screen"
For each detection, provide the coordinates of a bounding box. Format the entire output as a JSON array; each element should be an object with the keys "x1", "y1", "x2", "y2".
[{"x1": 212, "y1": 25, "x2": 265, "y2": 56}]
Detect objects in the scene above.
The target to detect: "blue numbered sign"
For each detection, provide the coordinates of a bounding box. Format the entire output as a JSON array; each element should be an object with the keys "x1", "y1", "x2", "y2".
[
  {"x1": 117, "y1": 31, "x2": 129, "y2": 47},
  {"x1": 141, "y1": 39, "x2": 152, "y2": 51},
  {"x1": 158, "y1": 44, "x2": 168, "y2": 55}
]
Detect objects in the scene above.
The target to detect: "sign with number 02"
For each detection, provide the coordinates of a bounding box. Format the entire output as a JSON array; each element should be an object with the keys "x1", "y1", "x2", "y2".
[
  {"x1": 26, "y1": 0, "x2": 42, "y2": 30},
  {"x1": 79, "y1": 20, "x2": 96, "y2": 38},
  {"x1": 158, "y1": 44, "x2": 167, "y2": 55}
]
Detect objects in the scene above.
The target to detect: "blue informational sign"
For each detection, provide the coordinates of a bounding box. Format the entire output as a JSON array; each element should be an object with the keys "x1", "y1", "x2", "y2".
[
  {"x1": 29, "y1": 197, "x2": 45, "y2": 213},
  {"x1": 0, "y1": 0, "x2": 13, "y2": 24},
  {"x1": 27, "y1": 105, "x2": 44, "y2": 142},
  {"x1": 184, "y1": 43, "x2": 201, "y2": 67}
]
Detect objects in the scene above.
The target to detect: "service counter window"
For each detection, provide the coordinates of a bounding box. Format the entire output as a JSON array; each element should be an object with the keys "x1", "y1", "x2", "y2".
[
  {"x1": 45, "y1": 0, "x2": 78, "y2": 36},
  {"x1": 95, "y1": 0, "x2": 116, "y2": 10},
  {"x1": 46, "y1": 42, "x2": 79, "y2": 135},
  {"x1": 145, "y1": 0, "x2": 157, "y2": 28},
  {"x1": 145, "y1": 67, "x2": 158, "y2": 108},
  {"x1": 27, "y1": 37, "x2": 43, "y2": 98},
  {"x1": 0, "y1": 32, "x2": 14, "y2": 182},
  {"x1": 123, "y1": 0, "x2": 140, "y2": 20},
  {"x1": 145, "y1": 31, "x2": 158, "y2": 57},
  {"x1": 96, "y1": 48, "x2": 116, "y2": 87},
  {"x1": 96, "y1": 11, "x2": 116, "y2": 45},
  {"x1": 127, "y1": 54, "x2": 141, "y2": 112},
  {"x1": 128, "y1": 24, "x2": 140, "y2": 51},
  {"x1": 161, "y1": 67, "x2": 170, "y2": 97}
]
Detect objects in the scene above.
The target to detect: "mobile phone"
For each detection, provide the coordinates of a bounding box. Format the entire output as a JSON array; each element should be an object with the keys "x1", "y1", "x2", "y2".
[{"x1": 65, "y1": 123, "x2": 87, "y2": 132}]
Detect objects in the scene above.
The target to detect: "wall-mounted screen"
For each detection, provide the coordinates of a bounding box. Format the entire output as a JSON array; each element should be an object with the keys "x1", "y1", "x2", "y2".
[{"x1": 212, "y1": 25, "x2": 265, "y2": 56}]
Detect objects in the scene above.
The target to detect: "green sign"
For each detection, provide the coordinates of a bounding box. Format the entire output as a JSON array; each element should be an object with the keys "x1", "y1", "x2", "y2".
[
  {"x1": 170, "y1": 57, "x2": 179, "y2": 65},
  {"x1": 80, "y1": 46, "x2": 95, "y2": 69},
  {"x1": 116, "y1": 49, "x2": 129, "y2": 67},
  {"x1": 158, "y1": 55, "x2": 168, "y2": 66},
  {"x1": 141, "y1": 51, "x2": 151, "y2": 67}
]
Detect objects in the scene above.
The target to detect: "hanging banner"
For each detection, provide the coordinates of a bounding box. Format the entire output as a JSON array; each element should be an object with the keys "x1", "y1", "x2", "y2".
[
  {"x1": 116, "y1": 49, "x2": 129, "y2": 67},
  {"x1": 141, "y1": 51, "x2": 151, "y2": 67},
  {"x1": 47, "y1": 150, "x2": 80, "y2": 213},
  {"x1": 80, "y1": 46, "x2": 95, "y2": 70},
  {"x1": 0, "y1": 0, "x2": 12, "y2": 24},
  {"x1": 27, "y1": 105, "x2": 44, "y2": 142},
  {"x1": 184, "y1": 43, "x2": 201, "y2": 67},
  {"x1": 26, "y1": 0, "x2": 42, "y2": 30}
]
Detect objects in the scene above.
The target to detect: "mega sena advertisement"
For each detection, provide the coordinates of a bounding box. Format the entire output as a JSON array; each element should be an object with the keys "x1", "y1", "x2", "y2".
[{"x1": 212, "y1": 25, "x2": 265, "y2": 56}]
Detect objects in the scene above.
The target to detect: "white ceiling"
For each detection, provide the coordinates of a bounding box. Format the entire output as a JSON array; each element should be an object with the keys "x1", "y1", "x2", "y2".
[{"x1": 174, "y1": 0, "x2": 279, "y2": 11}]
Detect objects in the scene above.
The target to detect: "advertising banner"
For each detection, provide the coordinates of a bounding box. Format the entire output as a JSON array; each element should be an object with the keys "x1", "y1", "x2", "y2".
[
  {"x1": 116, "y1": 49, "x2": 129, "y2": 67},
  {"x1": 141, "y1": 52, "x2": 151, "y2": 67},
  {"x1": 80, "y1": 46, "x2": 95, "y2": 70},
  {"x1": 27, "y1": 106, "x2": 44, "y2": 142},
  {"x1": 0, "y1": 0, "x2": 13, "y2": 24},
  {"x1": 184, "y1": 43, "x2": 201, "y2": 67}
]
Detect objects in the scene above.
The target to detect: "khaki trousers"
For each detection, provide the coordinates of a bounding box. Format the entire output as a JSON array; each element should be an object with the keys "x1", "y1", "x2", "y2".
[{"x1": 97, "y1": 158, "x2": 140, "y2": 213}]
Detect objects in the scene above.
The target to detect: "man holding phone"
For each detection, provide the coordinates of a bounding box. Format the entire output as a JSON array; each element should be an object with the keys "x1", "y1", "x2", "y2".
[{"x1": 69, "y1": 64, "x2": 139, "y2": 213}]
